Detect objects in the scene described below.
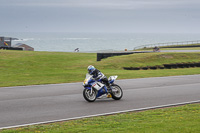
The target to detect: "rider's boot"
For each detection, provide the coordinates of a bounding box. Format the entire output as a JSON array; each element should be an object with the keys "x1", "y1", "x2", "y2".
[{"x1": 106, "y1": 85, "x2": 112, "y2": 98}]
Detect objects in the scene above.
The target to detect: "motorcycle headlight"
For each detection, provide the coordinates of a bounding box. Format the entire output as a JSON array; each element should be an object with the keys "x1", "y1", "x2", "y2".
[{"x1": 83, "y1": 79, "x2": 88, "y2": 86}]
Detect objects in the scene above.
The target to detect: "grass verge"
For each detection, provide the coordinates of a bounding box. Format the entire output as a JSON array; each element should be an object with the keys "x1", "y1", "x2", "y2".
[
  {"x1": 1, "y1": 103, "x2": 199, "y2": 133},
  {"x1": 1, "y1": 50, "x2": 200, "y2": 87}
]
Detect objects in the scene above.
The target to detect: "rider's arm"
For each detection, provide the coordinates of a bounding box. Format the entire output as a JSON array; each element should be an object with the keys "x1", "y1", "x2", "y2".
[
  {"x1": 96, "y1": 71, "x2": 105, "y2": 80},
  {"x1": 92, "y1": 69, "x2": 104, "y2": 80}
]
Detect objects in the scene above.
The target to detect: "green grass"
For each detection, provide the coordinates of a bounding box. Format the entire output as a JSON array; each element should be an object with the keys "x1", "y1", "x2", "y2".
[
  {"x1": 98, "y1": 52, "x2": 200, "y2": 68},
  {"x1": 1, "y1": 103, "x2": 199, "y2": 133},
  {"x1": 0, "y1": 50, "x2": 95, "y2": 86},
  {"x1": 1, "y1": 50, "x2": 200, "y2": 87}
]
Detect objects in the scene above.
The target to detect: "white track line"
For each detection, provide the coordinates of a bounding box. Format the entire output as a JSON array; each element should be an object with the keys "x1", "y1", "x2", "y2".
[{"x1": 0, "y1": 100, "x2": 200, "y2": 130}]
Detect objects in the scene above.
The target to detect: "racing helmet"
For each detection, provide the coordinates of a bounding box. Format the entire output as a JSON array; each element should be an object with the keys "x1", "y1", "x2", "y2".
[{"x1": 87, "y1": 65, "x2": 95, "y2": 74}]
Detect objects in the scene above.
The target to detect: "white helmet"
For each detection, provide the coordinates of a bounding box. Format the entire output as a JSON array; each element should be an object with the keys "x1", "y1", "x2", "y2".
[{"x1": 87, "y1": 65, "x2": 95, "y2": 74}]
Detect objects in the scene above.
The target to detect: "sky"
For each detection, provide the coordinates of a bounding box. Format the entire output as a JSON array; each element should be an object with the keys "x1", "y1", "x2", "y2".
[{"x1": 0, "y1": 0, "x2": 200, "y2": 33}]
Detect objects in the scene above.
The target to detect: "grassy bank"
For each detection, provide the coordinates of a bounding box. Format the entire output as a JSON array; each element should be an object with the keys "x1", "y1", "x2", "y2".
[
  {"x1": 136, "y1": 47, "x2": 200, "y2": 51},
  {"x1": 159, "y1": 47, "x2": 200, "y2": 50},
  {"x1": 1, "y1": 103, "x2": 199, "y2": 133},
  {"x1": 1, "y1": 50, "x2": 200, "y2": 87},
  {"x1": 135, "y1": 43, "x2": 200, "y2": 51}
]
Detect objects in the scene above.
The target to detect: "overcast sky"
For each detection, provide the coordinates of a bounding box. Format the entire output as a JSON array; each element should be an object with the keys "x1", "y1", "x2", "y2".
[{"x1": 0, "y1": 0, "x2": 200, "y2": 33}]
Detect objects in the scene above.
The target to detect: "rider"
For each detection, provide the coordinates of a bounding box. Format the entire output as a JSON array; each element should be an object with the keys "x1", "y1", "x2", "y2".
[{"x1": 87, "y1": 65, "x2": 111, "y2": 92}]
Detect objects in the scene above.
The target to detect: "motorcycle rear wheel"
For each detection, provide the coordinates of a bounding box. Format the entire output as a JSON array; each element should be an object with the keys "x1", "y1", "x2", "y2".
[
  {"x1": 83, "y1": 88, "x2": 96, "y2": 102},
  {"x1": 111, "y1": 84, "x2": 123, "y2": 100}
]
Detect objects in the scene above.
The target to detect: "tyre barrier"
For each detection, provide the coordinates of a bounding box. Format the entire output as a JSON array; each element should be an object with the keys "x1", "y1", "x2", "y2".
[
  {"x1": 0, "y1": 47, "x2": 23, "y2": 50},
  {"x1": 123, "y1": 62, "x2": 200, "y2": 70}
]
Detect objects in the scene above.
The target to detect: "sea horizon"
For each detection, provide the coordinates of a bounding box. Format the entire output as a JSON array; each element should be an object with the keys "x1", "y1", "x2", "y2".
[{"x1": 1, "y1": 32, "x2": 200, "y2": 52}]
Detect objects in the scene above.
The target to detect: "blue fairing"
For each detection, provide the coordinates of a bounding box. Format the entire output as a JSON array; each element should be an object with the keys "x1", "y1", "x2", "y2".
[
  {"x1": 84, "y1": 86, "x2": 91, "y2": 90},
  {"x1": 96, "y1": 86, "x2": 107, "y2": 98},
  {"x1": 88, "y1": 79, "x2": 95, "y2": 85},
  {"x1": 85, "y1": 86, "x2": 107, "y2": 98},
  {"x1": 84, "y1": 77, "x2": 108, "y2": 98}
]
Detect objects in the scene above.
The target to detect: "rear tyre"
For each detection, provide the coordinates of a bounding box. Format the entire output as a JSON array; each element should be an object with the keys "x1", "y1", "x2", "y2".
[
  {"x1": 83, "y1": 88, "x2": 96, "y2": 102},
  {"x1": 111, "y1": 84, "x2": 123, "y2": 100}
]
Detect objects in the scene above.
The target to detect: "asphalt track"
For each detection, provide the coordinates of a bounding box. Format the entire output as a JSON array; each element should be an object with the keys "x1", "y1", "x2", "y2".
[{"x1": 0, "y1": 75, "x2": 200, "y2": 129}]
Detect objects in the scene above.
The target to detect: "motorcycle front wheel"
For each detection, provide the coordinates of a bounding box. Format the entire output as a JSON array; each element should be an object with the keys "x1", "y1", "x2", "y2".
[
  {"x1": 111, "y1": 84, "x2": 123, "y2": 100},
  {"x1": 83, "y1": 88, "x2": 96, "y2": 102}
]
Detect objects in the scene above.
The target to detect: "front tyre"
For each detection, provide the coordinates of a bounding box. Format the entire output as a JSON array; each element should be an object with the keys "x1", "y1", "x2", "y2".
[
  {"x1": 83, "y1": 88, "x2": 96, "y2": 102},
  {"x1": 111, "y1": 84, "x2": 123, "y2": 100}
]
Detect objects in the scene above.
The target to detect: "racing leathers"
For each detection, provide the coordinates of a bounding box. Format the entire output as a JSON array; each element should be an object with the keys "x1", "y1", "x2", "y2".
[{"x1": 90, "y1": 69, "x2": 110, "y2": 90}]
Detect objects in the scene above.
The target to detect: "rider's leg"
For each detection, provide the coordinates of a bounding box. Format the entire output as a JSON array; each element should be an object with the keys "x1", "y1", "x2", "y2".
[{"x1": 101, "y1": 77, "x2": 111, "y2": 92}]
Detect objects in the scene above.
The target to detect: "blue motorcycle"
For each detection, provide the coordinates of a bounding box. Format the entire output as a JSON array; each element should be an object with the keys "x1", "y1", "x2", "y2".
[{"x1": 83, "y1": 73, "x2": 123, "y2": 102}]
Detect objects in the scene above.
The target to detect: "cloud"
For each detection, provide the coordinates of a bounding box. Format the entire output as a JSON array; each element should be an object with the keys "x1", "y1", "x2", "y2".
[
  {"x1": 1, "y1": 0, "x2": 200, "y2": 33},
  {"x1": 2, "y1": 0, "x2": 200, "y2": 10}
]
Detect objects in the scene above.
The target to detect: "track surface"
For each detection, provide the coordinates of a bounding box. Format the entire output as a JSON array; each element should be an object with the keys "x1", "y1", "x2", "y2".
[{"x1": 0, "y1": 75, "x2": 200, "y2": 129}]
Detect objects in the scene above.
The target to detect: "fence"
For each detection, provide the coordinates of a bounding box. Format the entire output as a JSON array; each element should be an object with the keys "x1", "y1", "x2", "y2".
[{"x1": 134, "y1": 40, "x2": 200, "y2": 50}]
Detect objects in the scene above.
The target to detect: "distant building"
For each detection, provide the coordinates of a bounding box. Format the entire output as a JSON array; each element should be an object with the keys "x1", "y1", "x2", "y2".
[
  {"x1": 0, "y1": 36, "x2": 33, "y2": 51},
  {"x1": 14, "y1": 43, "x2": 34, "y2": 51},
  {"x1": 0, "y1": 36, "x2": 16, "y2": 47}
]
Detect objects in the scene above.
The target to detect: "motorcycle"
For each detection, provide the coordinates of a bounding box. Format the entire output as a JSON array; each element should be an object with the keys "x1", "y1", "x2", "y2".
[
  {"x1": 83, "y1": 73, "x2": 123, "y2": 102},
  {"x1": 153, "y1": 46, "x2": 160, "y2": 52}
]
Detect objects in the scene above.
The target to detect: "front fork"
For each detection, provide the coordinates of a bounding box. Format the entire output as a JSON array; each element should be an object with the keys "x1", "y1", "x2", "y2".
[
  {"x1": 84, "y1": 86, "x2": 93, "y2": 95},
  {"x1": 90, "y1": 87, "x2": 93, "y2": 95}
]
